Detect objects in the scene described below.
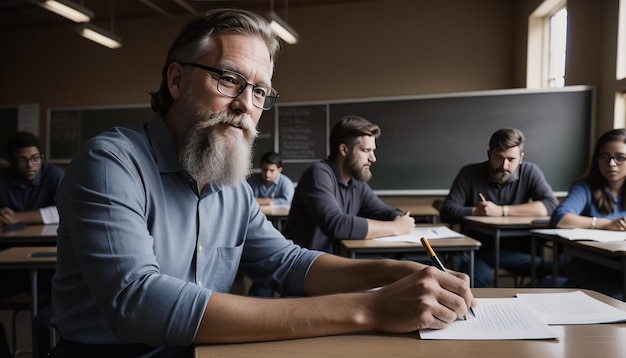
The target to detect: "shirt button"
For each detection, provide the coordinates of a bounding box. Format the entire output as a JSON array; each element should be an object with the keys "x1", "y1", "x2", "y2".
[
  {"x1": 198, "y1": 245, "x2": 203, "y2": 252},
  {"x1": 197, "y1": 281, "x2": 202, "y2": 287}
]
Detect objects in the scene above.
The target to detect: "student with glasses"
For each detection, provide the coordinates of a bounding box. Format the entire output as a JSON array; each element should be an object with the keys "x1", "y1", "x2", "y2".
[
  {"x1": 0, "y1": 131, "x2": 64, "y2": 227},
  {"x1": 550, "y1": 128, "x2": 626, "y2": 300},
  {"x1": 0, "y1": 131, "x2": 64, "y2": 357}
]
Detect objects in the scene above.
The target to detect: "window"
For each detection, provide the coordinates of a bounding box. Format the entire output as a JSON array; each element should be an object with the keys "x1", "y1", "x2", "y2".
[
  {"x1": 616, "y1": 0, "x2": 626, "y2": 127},
  {"x1": 618, "y1": 0, "x2": 626, "y2": 79},
  {"x1": 547, "y1": 8, "x2": 567, "y2": 87},
  {"x1": 527, "y1": 0, "x2": 567, "y2": 89}
]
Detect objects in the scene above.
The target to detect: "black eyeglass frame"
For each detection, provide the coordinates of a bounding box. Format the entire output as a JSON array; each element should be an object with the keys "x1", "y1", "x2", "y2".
[
  {"x1": 179, "y1": 62, "x2": 279, "y2": 110},
  {"x1": 597, "y1": 153, "x2": 626, "y2": 165},
  {"x1": 12, "y1": 153, "x2": 44, "y2": 167}
]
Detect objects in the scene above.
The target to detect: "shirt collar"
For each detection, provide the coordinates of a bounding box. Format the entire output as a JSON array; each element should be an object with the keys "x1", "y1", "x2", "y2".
[
  {"x1": 147, "y1": 115, "x2": 223, "y2": 195},
  {"x1": 147, "y1": 115, "x2": 183, "y2": 174},
  {"x1": 325, "y1": 159, "x2": 351, "y2": 187}
]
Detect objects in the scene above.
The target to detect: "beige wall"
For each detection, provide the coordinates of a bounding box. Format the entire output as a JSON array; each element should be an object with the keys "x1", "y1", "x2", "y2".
[{"x1": 0, "y1": 0, "x2": 620, "y2": 201}]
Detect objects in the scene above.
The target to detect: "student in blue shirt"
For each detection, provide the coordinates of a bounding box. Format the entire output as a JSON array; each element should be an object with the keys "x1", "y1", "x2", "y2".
[
  {"x1": 49, "y1": 9, "x2": 475, "y2": 358},
  {"x1": 247, "y1": 151, "x2": 294, "y2": 206},
  {"x1": 550, "y1": 128, "x2": 626, "y2": 300}
]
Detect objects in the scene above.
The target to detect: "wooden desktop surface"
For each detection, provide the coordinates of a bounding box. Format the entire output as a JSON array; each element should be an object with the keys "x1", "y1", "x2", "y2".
[
  {"x1": 340, "y1": 236, "x2": 481, "y2": 251},
  {"x1": 0, "y1": 224, "x2": 58, "y2": 246},
  {"x1": 259, "y1": 205, "x2": 290, "y2": 218},
  {"x1": 463, "y1": 216, "x2": 550, "y2": 227},
  {"x1": 194, "y1": 288, "x2": 626, "y2": 358},
  {"x1": 258, "y1": 204, "x2": 439, "y2": 218}
]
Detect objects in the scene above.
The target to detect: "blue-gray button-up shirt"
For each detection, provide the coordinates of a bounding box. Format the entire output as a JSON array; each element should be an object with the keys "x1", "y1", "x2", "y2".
[{"x1": 51, "y1": 116, "x2": 321, "y2": 353}]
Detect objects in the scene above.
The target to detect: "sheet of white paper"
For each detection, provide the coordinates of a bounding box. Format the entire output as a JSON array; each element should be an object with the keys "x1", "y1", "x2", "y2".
[
  {"x1": 533, "y1": 228, "x2": 626, "y2": 242},
  {"x1": 41, "y1": 225, "x2": 59, "y2": 236},
  {"x1": 373, "y1": 226, "x2": 463, "y2": 243},
  {"x1": 516, "y1": 290, "x2": 626, "y2": 324},
  {"x1": 419, "y1": 298, "x2": 558, "y2": 340}
]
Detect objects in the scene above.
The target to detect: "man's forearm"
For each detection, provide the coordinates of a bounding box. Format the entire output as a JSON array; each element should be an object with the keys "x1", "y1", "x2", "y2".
[
  {"x1": 303, "y1": 254, "x2": 423, "y2": 296},
  {"x1": 195, "y1": 291, "x2": 372, "y2": 343}
]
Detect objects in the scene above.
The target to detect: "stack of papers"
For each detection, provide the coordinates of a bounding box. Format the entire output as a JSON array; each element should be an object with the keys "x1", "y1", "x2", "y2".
[
  {"x1": 534, "y1": 228, "x2": 626, "y2": 242},
  {"x1": 419, "y1": 291, "x2": 626, "y2": 340},
  {"x1": 374, "y1": 226, "x2": 464, "y2": 243}
]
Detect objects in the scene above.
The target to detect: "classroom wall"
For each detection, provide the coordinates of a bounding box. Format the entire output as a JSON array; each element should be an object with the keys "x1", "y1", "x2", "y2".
[{"x1": 0, "y1": 0, "x2": 621, "y2": 203}]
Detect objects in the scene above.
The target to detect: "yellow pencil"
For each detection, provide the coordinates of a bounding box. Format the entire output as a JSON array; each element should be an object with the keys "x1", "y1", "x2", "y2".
[{"x1": 420, "y1": 237, "x2": 476, "y2": 319}]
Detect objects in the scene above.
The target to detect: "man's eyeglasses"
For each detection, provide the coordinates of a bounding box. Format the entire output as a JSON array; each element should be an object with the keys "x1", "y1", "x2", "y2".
[
  {"x1": 13, "y1": 154, "x2": 43, "y2": 167},
  {"x1": 179, "y1": 62, "x2": 279, "y2": 110},
  {"x1": 597, "y1": 153, "x2": 626, "y2": 165}
]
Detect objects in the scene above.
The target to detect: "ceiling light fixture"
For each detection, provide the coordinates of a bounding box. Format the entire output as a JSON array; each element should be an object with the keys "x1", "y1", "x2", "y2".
[
  {"x1": 77, "y1": 23, "x2": 122, "y2": 48},
  {"x1": 268, "y1": 0, "x2": 299, "y2": 45},
  {"x1": 77, "y1": 0, "x2": 122, "y2": 49},
  {"x1": 36, "y1": 0, "x2": 94, "y2": 23}
]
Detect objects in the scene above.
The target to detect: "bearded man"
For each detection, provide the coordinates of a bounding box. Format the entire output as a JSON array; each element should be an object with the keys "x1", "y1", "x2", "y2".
[
  {"x1": 50, "y1": 10, "x2": 474, "y2": 358},
  {"x1": 283, "y1": 115, "x2": 415, "y2": 254},
  {"x1": 439, "y1": 127, "x2": 558, "y2": 287}
]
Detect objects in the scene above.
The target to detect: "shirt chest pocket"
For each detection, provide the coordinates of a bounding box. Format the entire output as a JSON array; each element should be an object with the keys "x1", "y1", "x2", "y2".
[{"x1": 199, "y1": 242, "x2": 243, "y2": 292}]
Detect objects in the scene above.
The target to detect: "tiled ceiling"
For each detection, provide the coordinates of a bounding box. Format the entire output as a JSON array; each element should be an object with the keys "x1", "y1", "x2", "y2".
[{"x1": 0, "y1": 0, "x2": 370, "y2": 31}]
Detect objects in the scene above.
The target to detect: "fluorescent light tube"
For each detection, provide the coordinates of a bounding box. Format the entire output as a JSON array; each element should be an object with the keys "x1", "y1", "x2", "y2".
[
  {"x1": 38, "y1": 0, "x2": 94, "y2": 23},
  {"x1": 77, "y1": 23, "x2": 122, "y2": 49},
  {"x1": 268, "y1": 11, "x2": 299, "y2": 45}
]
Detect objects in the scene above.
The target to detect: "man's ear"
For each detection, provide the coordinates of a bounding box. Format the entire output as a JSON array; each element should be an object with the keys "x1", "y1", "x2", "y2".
[
  {"x1": 339, "y1": 143, "x2": 349, "y2": 157},
  {"x1": 167, "y1": 62, "x2": 185, "y2": 100},
  {"x1": 520, "y1": 152, "x2": 525, "y2": 162}
]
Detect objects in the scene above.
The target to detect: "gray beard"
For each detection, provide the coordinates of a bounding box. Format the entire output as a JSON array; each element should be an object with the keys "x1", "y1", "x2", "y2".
[{"x1": 178, "y1": 104, "x2": 258, "y2": 187}]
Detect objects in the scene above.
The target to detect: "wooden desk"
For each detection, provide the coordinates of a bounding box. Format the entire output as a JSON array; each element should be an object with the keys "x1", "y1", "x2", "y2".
[
  {"x1": 0, "y1": 224, "x2": 58, "y2": 246},
  {"x1": 394, "y1": 204, "x2": 439, "y2": 223},
  {"x1": 194, "y1": 288, "x2": 626, "y2": 358},
  {"x1": 339, "y1": 229, "x2": 481, "y2": 287},
  {"x1": 0, "y1": 246, "x2": 56, "y2": 318},
  {"x1": 531, "y1": 230, "x2": 626, "y2": 298},
  {"x1": 0, "y1": 246, "x2": 56, "y2": 358},
  {"x1": 462, "y1": 216, "x2": 549, "y2": 287},
  {"x1": 260, "y1": 205, "x2": 290, "y2": 231}
]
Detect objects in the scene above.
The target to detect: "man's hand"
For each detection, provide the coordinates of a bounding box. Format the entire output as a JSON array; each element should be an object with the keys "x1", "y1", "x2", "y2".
[
  {"x1": 392, "y1": 211, "x2": 415, "y2": 235},
  {"x1": 0, "y1": 207, "x2": 17, "y2": 225},
  {"x1": 473, "y1": 200, "x2": 503, "y2": 217},
  {"x1": 367, "y1": 266, "x2": 475, "y2": 332}
]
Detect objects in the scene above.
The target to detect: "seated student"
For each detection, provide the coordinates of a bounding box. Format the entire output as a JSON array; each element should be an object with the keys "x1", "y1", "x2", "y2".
[
  {"x1": 0, "y1": 131, "x2": 64, "y2": 357},
  {"x1": 439, "y1": 128, "x2": 558, "y2": 287},
  {"x1": 247, "y1": 151, "x2": 294, "y2": 206},
  {"x1": 247, "y1": 152, "x2": 294, "y2": 296},
  {"x1": 550, "y1": 128, "x2": 626, "y2": 300},
  {"x1": 0, "y1": 131, "x2": 64, "y2": 227},
  {"x1": 283, "y1": 115, "x2": 415, "y2": 254}
]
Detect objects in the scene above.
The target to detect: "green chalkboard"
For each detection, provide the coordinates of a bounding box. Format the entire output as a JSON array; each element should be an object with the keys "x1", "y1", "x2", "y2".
[{"x1": 47, "y1": 105, "x2": 155, "y2": 161}]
